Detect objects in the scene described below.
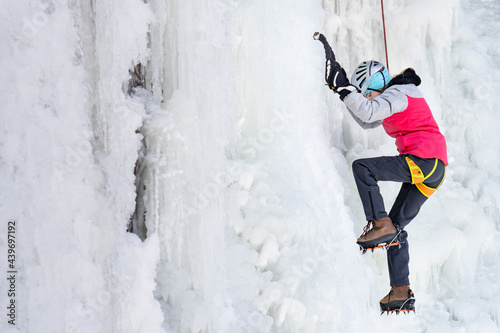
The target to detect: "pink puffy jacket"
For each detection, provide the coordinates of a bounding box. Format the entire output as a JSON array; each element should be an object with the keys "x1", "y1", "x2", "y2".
[
  {"x1": 382, "y1": 95, "x2": 448, "y2": 165},
  {"x1": 343, "y1": 70, "x2": 448, "y2": 166}
]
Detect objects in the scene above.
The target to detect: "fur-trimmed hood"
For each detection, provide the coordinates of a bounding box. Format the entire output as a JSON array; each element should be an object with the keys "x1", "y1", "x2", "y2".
[{"x1": 387, "y1": 68, "x2": 421, "y2": 87}]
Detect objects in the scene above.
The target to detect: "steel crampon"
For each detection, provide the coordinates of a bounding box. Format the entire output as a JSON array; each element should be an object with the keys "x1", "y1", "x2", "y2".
[
  {"x1": 360, "y1": 241, "x2": 400, "y2": 254},
  {"x1": 381, "y1": 299, "x2": 416, "y2": 315},
  {"x1": 359, "y1": 229, "x2": 401, "y2": 254}
]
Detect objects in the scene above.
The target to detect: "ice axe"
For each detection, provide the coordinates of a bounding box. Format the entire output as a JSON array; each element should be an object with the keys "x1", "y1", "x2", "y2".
[{"x1": 313, "y1": 32, "x2": 342, "y2": 85}]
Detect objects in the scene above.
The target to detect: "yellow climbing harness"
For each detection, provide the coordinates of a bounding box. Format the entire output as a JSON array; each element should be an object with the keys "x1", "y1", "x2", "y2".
[{"x1": 405, "y1": 156, "x2": 445, "y2": 197}]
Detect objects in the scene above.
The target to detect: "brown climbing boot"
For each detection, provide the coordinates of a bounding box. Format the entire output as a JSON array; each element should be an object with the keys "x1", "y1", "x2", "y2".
[
  {"x1": 356, "y1": 217, "x2": 398, "y2": 248},
  {"x1": 380, "y1": 285, "x2": 415, "y2": 314}
]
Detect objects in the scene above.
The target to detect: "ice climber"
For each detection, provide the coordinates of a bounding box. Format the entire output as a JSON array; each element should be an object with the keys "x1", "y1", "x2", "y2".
[{"x1": 327, "y1": 60, "x2": 448, "y2": 313}]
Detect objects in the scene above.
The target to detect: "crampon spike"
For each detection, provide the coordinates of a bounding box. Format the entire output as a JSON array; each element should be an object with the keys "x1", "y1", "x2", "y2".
[
  {"x1": 359, "y1": 241, "x2": 399, "y2": 255},
  {"x1": 381, "y1": 308, "x2": 414, "y2": 315}
]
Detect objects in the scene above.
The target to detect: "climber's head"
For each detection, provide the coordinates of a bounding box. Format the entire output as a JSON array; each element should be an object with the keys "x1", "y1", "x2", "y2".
[{"x1": 351, "y1": 60, "x2": 391, "y2": 96}]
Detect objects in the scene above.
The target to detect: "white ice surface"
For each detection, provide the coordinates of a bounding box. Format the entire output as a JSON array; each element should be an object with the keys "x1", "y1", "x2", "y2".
[{"x1": 1, "y1": 0, "x2": 499, "y2": 332}]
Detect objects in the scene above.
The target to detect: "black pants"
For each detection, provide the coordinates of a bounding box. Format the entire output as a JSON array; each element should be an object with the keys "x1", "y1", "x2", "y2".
[{"x1": 352, "y1": 155, "x2": 445, "y2": 286}]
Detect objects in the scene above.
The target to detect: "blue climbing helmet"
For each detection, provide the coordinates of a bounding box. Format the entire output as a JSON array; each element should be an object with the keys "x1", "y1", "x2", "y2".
[{"x1": 351, "y1": 60, "x2": 391, "y2": 95}]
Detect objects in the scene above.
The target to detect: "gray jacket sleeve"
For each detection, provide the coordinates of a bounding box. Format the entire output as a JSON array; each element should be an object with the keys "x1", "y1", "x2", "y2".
[{"x1": 342, "y1": 85, "x2": 417, "y2": 129}]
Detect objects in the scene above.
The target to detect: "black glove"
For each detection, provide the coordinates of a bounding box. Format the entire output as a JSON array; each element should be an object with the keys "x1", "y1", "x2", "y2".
[{"x1": 326, "y1": 62, "x2": 358, "y2": 100}]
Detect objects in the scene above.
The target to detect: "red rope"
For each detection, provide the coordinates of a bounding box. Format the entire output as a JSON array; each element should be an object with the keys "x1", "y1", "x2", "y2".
[{"x1": 381, "y1": 0, "x2": 389, "y2": 71}]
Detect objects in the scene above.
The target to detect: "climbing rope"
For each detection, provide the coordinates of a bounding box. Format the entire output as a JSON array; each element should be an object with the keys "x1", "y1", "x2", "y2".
[{"x1": 381, "y1": 0, "x2": 389, "y2": 71}]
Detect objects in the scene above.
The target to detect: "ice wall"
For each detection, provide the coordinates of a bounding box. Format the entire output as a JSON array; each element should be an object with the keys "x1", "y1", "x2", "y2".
[
  {"x1": 142, "y1": 1, "x2": 378, "y2": 331},
  {"x1": 1, "y1": 1, "x2": 163, "y2": 332},
  {"x1": 1, "y1": 0, "x2": 499, "y2": 332},
  {"x1": 141, "y1": 0, "x2": 500, "y2": 331}
]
